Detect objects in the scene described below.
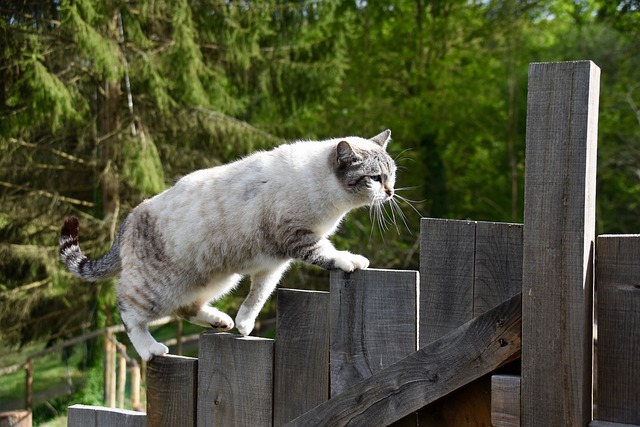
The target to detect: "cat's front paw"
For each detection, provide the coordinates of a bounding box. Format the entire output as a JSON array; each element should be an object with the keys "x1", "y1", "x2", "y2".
[{"x1": 335, "y1": 252, "x2": 370, "y2": 273}]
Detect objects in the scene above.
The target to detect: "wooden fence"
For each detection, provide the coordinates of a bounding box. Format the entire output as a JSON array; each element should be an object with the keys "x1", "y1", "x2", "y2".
[{"x1": 65, "y1": 60, "x2": 640, "y2": 427}]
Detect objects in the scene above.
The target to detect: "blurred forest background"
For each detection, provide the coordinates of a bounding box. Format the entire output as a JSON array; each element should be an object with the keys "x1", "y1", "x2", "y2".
[{"x1": 0, "y1": 0, "x2": 639, "y2": 418}]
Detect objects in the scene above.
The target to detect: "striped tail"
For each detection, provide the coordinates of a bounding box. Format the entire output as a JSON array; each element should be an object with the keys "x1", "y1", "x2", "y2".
[{"x1": 59, "y1": 216, "x2": 122, "y2": 281}]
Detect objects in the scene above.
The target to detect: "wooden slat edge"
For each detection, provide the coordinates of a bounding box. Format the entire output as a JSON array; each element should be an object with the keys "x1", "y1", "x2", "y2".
[{"x1": 285, "y1": 293, "x2": 522, "y2": 427}]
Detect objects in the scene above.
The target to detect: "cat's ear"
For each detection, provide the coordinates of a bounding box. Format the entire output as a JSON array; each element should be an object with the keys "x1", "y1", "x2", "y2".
[
  {"x1": 370, "y1": 129, "x2": 391, "y2": 150},
  {"x1": 336, "y1": 141, "x2": 360, "y2": 165}
]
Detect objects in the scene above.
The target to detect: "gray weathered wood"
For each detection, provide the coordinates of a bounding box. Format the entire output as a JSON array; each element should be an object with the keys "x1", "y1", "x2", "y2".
[
  {"x1": 521, "y1": 61, "x2": 600, "y2": 427},
  {"x1": 419, "y1": 219, "x2": 522, "y2": 426},
  {"x1": 197, "y1": 332, "x2": 274, "y2": 427},
  {"x1": 420, "y1": 218, "x2": 475, "y2": 345},
  {"x1": 67, "y1": 405, "x2": 146, "y2": 427},
  {"x1": 491, "y1": 375, "x2": 521, "y2": 427},
  {"x1": 146, "y1": 354, "x2": 197, "y2": 427},
  {"x1": 273, "y1": 289, "x2": 330, "y2": 426},
  {"x1": 590, "y1": 422, "x2": 640, "y2": 427},
  {"x1": 596, "y1": 235, "x2": 640, "y2": 425},
  {"x1": 68, "y1": 404, "x2": 97, "y2": 427},
  {"x1": 474, "y1": 222, "x2": 523, "y2": 317},
  {"x1": 285, "y1": 293, "x2": 522, "y2": 427},
  {"x1": 330, "y1": 269, "x2": 419, "y2": 397}
]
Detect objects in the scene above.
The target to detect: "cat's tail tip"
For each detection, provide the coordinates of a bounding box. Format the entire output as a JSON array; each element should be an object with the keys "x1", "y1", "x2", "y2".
[{"x1": 61, "y1": 216, "x2": 80, "y2": 239}]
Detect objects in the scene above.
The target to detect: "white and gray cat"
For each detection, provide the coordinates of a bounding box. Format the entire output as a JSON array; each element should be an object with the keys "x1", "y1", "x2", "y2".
[{"x1": 59, "y1": 130, "x2": 397, "y2": 361}]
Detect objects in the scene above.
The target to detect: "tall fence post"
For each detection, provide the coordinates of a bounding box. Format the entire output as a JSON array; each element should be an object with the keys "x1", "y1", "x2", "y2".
[{"x1": 521, "y1": 61, "x2": 600, "y2": 426}]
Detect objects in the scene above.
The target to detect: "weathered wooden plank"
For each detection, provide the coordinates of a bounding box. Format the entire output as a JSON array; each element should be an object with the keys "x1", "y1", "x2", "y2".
[
  {"x1": 273, "y1": 289, "x2": 330, "y2": 426},
  {"x1": 330, "y1": 269, "x2": 419, "y2": 397},
  {"x1": 420, "y1": 218, "x2": 475, "y2": 345},
  {"x1": 596, "y1": 235, "x2": 640, "y2": 425},
  {"x1": 96, "y1": 407, "x2": 147, "y2": 427},
  {"x1": 590, "y1": 421, "x2": 640, "y2": 427},
  {"x1": 418, "y1": 375, "x2": 491, "y2": 426},
  {"x1": 67, "y1": 405, "x2": 147, "y2": 427},
  {"x1": 147, "y1": 354, "x2": 198, "y2": 427},
  {"x1": 68, "y1": 404, "x2": 97, "y2": 427},
  {"x1": 419, "y1": 219, "x2": 521, "y2": 426},
  {"x1": 491, "y1": 375, "x2": 521, "y2": 427},
  {"x1": 197, "y1": 332, "x2": 274, "y2": 427},
  {"x1": 285, "y1": 293, "x2": 522, "y2": 427},
  {"x1": 474, "y1": 222, "x2": 523, "y2": 317},
  {"x1": 521, "y1": 61, "x2": 600, "y2": 427}
]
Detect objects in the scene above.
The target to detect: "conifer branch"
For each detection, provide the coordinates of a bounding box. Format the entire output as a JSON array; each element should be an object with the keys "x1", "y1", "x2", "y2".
[
  {"x1": 192, "y1": 107, "x2": 283, "y2": 142},
  {"x1": 0, "y1": 180, "x2": 95, "y2": 207}
]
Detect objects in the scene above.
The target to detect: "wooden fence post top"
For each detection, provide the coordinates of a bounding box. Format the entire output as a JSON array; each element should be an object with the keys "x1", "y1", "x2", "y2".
[{"x1": 521, "y1": 60, "x2": 600, "y2": 427}]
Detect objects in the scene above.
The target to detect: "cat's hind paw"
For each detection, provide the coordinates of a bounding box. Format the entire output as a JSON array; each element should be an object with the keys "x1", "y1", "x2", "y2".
[
  {"x1": 235, "y1": 317, "x2": 255, "y2": 336},
  {"x1": 140, "y1": 343, "x2": 169, "y2": 362}
]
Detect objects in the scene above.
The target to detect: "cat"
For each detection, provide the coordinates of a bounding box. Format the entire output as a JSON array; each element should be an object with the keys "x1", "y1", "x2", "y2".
[{"x1": 59, "y1": 129, "x2": 397, "y2": 361}]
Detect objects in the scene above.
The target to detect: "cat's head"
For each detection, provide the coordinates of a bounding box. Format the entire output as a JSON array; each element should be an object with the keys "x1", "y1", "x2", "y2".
[{"x1": 334, "y1": 129, "x2": 396, "y2": 208}]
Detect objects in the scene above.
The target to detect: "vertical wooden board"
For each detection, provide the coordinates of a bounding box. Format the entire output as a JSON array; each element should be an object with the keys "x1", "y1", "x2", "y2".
[
  {"x1": 197, "y1": 333, "x2": 274, "y2": 427},
  {"x1": 474, "y1": 222, "x2": 523, "y2": 316},
  {"x1": 68, "y1": 405, "x2": 147, "y2": 427},
  {"x1": 96, "y1": 407, "x2": 147, "y2": 427},
  {"x1": 67, "y1": 404, "x2": 97, "y2": 427},
  {"x1": 491, "y1": 375, "x2": 521, "y2": 427},
  {"x1": 273, "y1": 289, "x2": 330, "y2": 426},
  {"x1": 420, "y1": 218, "x2": 475, "y2": 345},
  {"x1": 330, "y1": 268, "x2": 419, "y2": 397},
  {"x1": 521, "y1": 61, "x2": 599, "y2": 427},
  {"x1": 596, "y1": 235, "x2": 640, "y2": 424},
  {"x1": 147, "y1": 354, "x2": 198, "y2": 427}
]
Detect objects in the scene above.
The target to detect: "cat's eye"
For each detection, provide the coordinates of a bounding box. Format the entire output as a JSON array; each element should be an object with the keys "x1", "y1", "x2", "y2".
[{"x1": 370, "y1": 175, "x2": 382, "y2": 182}]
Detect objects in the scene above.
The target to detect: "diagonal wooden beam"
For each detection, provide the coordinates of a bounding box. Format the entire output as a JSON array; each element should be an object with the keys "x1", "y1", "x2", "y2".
[{"x1": 285, "y1": 293, "x2": 522, "y2": 427}]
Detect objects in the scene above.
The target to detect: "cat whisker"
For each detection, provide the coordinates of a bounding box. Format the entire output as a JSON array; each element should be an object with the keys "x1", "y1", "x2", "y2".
[
  {"x1": 393, "y1": 148, "x2": 414, "y2": 163},
  {"x1": 390, "y1": 198, "x2": 412, "y2": 234},
  {"x1": 394, "y1": 194, "x2": 424, "y2": 219}
]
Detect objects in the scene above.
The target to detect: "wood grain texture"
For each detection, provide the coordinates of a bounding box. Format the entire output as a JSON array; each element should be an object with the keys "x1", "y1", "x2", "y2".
[
  {"x1": 521, "y1": 61, "x2": 600, "y2": 427},
  {"x1": 146, "y1": 354, "x2": 197, "y2": 427},
  {"x1": 590, "y1": 421, "x2": 640, "y2": 427},
  {"x1": 596, "y1": 235, "x2": 640, "y2": 425},
  {"x1": 419, "y1": 219, "x2": 522, "y2": 426},
  {"x1": 474, "y1": 222, "x2": 523, "y2": 317},
  {"x1": 330, "y1": 269, "x2": 419, "y2": 397},
  {"x1": 420, "y1": 218, "x2": 475, "y2": 345},
  {"x1": 197, "y1": 333, "x2": 274, "y2": 427},
  {"x1": 67, "y1": 405, "x2": 147, "y2": 427},
  {"x1": 285, "y1": 293, "x2": 522, "y2": 427},
  {"x1": 491, "y1": 375, "x2": 521, "y2": 427},
  {"x1": 273, "y1": 289, "x2": 330, "y2": 426}
]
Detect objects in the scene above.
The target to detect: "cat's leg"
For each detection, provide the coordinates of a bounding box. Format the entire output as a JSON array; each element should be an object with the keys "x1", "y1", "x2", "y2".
[
  {"x1": 235, "y1": 262, "x2": 290, "y2": 336},
  {"x1": 120, "y1": 310, "x2": 168, "y2": 361},
  {"x1": 116, "y1": 275, "x2": 170, "y2": 361},
  {"x1": 291, "y1": 237, "x2": 369, "y2": 272},
  {"x1": 178, "y1": 304, "x2": 235, "y2": 330},
  {"x1": 176, "y1": 273, "x2": 241, "y2": 330}
]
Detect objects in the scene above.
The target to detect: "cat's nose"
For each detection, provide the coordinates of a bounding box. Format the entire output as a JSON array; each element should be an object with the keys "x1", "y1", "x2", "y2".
[{"x1": 385, "y1": 187, "x2": 394, "y2": 197}]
